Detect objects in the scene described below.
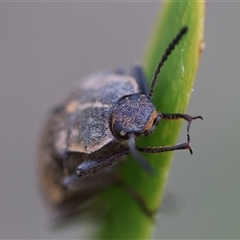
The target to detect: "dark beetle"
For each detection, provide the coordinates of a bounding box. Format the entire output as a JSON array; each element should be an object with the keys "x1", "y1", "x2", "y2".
[{"x1": 38, "y1": 27, "x2": 202, "y2": 220}]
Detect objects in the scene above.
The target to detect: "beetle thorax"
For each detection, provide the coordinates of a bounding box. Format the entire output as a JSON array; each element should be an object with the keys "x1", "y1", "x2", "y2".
[{"x1": 110, "y1": 93, "x2": 160, "y2": 140}]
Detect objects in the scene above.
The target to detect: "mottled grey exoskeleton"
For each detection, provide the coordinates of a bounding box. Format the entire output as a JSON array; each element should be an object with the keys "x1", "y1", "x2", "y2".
[{"x1": 38, "y1": 27, "x2": 202, "y2": 220}]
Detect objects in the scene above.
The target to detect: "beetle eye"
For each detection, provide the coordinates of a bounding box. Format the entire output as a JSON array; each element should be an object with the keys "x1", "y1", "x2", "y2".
[{"x1": 112, "y1": 121, "x2": 128, "y2": 140}]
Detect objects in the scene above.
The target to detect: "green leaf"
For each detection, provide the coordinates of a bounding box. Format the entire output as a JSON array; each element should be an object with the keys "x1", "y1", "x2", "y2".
[{"x1": 98, "y1": 1, "x2": 205, "y2": 239}]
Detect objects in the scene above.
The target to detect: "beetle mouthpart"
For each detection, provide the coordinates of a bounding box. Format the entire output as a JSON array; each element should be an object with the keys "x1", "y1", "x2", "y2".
[{"x1": 128, "y1": 133, "x2": 154, "y2": 175}]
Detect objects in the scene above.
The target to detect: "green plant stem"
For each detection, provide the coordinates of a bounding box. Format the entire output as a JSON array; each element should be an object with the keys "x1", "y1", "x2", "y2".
[{"x1": 98, "y1": 1, "x2": 205, "y2": 239}]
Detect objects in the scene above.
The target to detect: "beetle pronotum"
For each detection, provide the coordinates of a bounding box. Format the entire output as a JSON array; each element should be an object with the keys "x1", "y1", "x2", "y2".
[{"x1": 38, "y1": 27, "x2": 202, "y2": 220}]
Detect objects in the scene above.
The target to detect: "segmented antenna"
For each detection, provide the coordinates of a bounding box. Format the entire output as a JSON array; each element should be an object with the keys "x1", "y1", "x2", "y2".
[{"x1": 148, "y1": 27, "x2": 188, "y2": 99}]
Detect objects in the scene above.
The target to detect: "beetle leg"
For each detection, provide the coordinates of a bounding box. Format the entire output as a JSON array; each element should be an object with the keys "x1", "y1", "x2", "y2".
[
  {"x1": 162, "y1": 113, "x2": 203, "y2": 133},
  {"x1": 62, "y1": 173, "x2": 112, "y2": 191},
  {"x1": 76, "y1": 149, "x2": 129, "y2": 177},
  {"x1": 112, "y1": 175, "x2": 156, "y2": 219},
  {"x1": 63, "y1": 172, "x2": 156, "y2": 219},
  {"x1": 137, "y1": 134, "x2": 193, "y2": 154},
  {"x1": 50, "y1": 191, "x2": 99, "y2": 223},
  {"x1": 55, "y1": 151, "x2": 71, "y2": 176},
  {"x1": 131, "y1": 64, "x2": 149, "y2": 95}
]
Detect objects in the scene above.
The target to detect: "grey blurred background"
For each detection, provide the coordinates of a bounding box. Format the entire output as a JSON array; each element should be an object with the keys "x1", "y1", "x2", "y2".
[{"x1": 1, "y1": 2, "x2": 240, "y2": 239}]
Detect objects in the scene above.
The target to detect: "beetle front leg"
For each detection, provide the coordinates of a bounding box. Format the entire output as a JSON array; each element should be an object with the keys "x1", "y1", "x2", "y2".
[
  {"x1": 137, "y1": 134, "x2": 193, "y2": 154},
  {"x1": 162, "y1": 113, "x2": 203, "y2": 133},
  {"x1": 76, "y1": 149, "x2": 129, "y2": 177}
]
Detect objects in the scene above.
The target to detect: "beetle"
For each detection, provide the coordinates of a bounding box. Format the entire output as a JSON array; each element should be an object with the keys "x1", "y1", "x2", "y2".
[{"x1": 38, "y1": 27, "x2": 202, "y2": 221}]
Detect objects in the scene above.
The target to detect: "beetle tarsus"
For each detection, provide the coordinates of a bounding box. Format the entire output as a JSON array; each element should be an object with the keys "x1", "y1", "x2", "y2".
[
  {"x1": 187, "y1": 134, "x2": 193, "y2": 154},
  {"x1": 137, "y1": 134, "x2": 192, "y2": 154},
  {"x1": 161, "y1": 113, "x2": 203, "y2": 133}
]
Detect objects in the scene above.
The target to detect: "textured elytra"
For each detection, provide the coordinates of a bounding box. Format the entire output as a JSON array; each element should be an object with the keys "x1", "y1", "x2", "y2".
[
  {"x1": 64, "y1": 73, "x2": 140, "y2": 154},
  {"x1": 38, "y1": 71, "x2": 142, "y2": 217}
]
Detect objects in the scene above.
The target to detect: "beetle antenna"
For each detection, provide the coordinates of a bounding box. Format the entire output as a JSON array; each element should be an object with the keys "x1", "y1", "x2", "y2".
[
  {"x1": 128, "y1": 133, "x2": 154, "y2": 174},
  {"x1": 148, "y1": 27, "x2": 188, "y2": 99}
]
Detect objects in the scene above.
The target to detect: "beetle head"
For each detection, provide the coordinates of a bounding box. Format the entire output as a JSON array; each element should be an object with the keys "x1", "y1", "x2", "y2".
[
  {"x1": 111, "y1": 93, "x2": 161, "y2": 140},
  {"x1": 111, "y1": 93, "x2": 161, "y2": 174}
]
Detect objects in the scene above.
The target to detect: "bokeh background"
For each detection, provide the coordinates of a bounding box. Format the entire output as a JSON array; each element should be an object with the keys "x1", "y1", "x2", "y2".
[{"x1": 1, "y1": 2, "x2": 240, "y2": 239}]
